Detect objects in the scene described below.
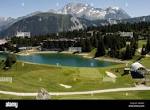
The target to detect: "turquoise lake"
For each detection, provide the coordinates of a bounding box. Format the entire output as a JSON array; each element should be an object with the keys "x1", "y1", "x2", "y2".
[{"x1": 0, "y1": 53, "x2": 116, "y2": 67}]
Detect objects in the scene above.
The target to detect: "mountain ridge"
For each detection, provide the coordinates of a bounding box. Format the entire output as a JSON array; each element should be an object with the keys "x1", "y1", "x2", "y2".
[
  {"x1": 0, "y1": 3, "x2": 150, "y2": 37},
  {"x1": 50, "y1": 2, "x2": 130, "y2": 20}
]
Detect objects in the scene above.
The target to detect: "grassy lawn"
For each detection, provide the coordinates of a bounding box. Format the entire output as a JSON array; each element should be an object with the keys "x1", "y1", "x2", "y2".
[
  {"x1": 0, "y1": 60, "x2": 134, "y2": 93},
  {"x1": 138, "y1": 40, "x2": 147, "y2": 48},
  {"x1": 0, "y1": 55, "x2": 149, "y2": 100},
  {"x1": 0, "y1": 94, "x2": 35, "y2": 100},
  {"x1": 88, "y1": 48, "x2": 97, "y2": 57},
  {"x1": 140, "y1": 57, "x2": 150, "y2": 69}
]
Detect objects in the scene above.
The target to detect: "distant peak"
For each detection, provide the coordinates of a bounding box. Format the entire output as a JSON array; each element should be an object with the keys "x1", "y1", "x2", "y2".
[
  {"x1": 111, "y1": 6, "x2": 120, "y2": 10},
  {"x1": 107, "y1": 6, "x2": 120, "y2": 10},
  {"x1": 65, "y1": 2, "x2": 90, "y2": 7},
  {"x1": 48, "y1": 2, "x2": 130, "y2": 20}
]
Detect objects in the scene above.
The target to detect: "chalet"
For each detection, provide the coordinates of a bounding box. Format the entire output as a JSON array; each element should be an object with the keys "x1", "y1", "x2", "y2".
[
  {"x1": 41, "y1": 39, "x2": 77, "y2": 51},
  {"x1": 87, "y1": 31, "x2": 99, "y2": 37},
  {"x1": 119, "y1": 32, "x2": 133, "y2": 38},
  {"x1": 130, "y1": 62, "x2": 147, "y2": 78},
  {"x1": 105, "y1": 32, "x2": 114, "y2": 35},
  {"x1": 87, "y1": 31, "x2": 94, "y2": 37},
  {"x1": 123, "y1": 68, "x2": 130, "y2": 75},
  {"x1": 68, "y1": 47, "x2": 82, "y2": 53},
  {"x1": 18, "y1": 46, "x2": 32, "y2": 51},
  {"x1": 16, "y1": 31, "x2": 31, "y2": 38}
]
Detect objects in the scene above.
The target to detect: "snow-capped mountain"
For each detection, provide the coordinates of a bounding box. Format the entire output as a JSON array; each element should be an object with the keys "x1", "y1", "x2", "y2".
[
  {"x1": 53, "y1": 3, "x2": 130, "y2": 20},
  {"x1": 2, "y1": 2, "x2": 150, "y2": 37},
  {"x1": 0, "y1": 3, "x2": 130, "y2": 33}
]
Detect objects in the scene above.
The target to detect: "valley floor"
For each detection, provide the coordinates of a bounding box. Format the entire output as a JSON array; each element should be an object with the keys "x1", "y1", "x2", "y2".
[
  {"x1": 0, "y1": 40, "x2": 150, "y2": 100},
  {"x1": 0, "y1": 56, "x2": 150, "y2": 99}
]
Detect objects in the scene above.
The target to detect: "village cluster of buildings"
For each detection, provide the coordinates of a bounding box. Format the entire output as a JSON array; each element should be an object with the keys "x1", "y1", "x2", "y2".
[
  {"x1": 16, "y1": 31, "x2": 31, "y2": 38},
  {"x1": 0, "y1": 30, "x2": 136, "y2": 54},
  {"x1": 14, "y1": 31, "x2": 134, "y2": 38},
  {"x1": 0, "y1": 30, "x2": 136, "y2": 52},
  {"x1": 90, "y1": 31, "x2": 134, "y2": 38}
]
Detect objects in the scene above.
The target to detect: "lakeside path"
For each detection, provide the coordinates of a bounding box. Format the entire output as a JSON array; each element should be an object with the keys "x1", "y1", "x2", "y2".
[
  {"x1": 16, "y1": 51, "x2": 59, "y2": 56},
  {"x1": 95, "y1": 57, "x2": 129, "y2": 64},
  {"x1": 0, "y1": 86, "x2": 150, "y2": 96},
  {"x1": 16, "y1": 50, "x2": 129, "y2": 64}
]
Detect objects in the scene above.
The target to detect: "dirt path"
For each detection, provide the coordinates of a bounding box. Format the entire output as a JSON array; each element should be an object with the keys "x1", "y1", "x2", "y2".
[
  {"x1": 0, "y1": 86, "x2": 150, "y2": 96},
  {"x1": 95, "y1": 57, "x2": 129, "y2": 64}
]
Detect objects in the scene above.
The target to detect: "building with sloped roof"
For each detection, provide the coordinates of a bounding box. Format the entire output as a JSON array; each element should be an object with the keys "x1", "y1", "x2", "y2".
[
  {"x1": 119, "y1": 32, "x2": 133, "y2": 38},
  {"x1": 16, "y1": 32, "x2": 31, "y2": 38},
  {"x1": 131, "y1": 62, "x2": 147, "y2": 78}
]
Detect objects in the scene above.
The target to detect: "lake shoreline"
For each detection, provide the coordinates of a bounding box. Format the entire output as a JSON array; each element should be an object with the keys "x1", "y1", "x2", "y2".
[{"x1": 0, "y1": 50, "x2": 128, "y2": 64}]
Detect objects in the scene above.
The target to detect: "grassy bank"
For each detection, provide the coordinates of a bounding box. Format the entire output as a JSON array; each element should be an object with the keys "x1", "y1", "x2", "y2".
[
  {"x1": 138, "y1": 40, "x2": 147, "y2": 48},
  {"x1": 0, "y1": 61, "x2": 134, "y2": 93},
  {"x1": 140, "y1": 57, "x2": 150, "y2": 68},
  {"x1": 0, "y1": 48, "x2": 149, "y2": 99}
]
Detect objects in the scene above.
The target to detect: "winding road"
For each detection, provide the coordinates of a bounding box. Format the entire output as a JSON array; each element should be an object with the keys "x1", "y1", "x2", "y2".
[{"x1": 0, "y1": 86, "x2": 150, "y2": 96}]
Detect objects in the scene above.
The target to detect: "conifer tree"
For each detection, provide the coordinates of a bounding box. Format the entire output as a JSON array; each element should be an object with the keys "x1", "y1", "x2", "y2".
[
  {"x1": 146, "y1": 37, "x2": 150, "y2": 53},
  {"x1": 95, "y1": 38, "x2": 105, "y2": 57}
]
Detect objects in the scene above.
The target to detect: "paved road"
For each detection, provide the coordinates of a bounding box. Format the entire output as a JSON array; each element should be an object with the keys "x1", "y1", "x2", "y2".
[{"x1": 0, "y1": 86, "x2": 150, "y2": 96}]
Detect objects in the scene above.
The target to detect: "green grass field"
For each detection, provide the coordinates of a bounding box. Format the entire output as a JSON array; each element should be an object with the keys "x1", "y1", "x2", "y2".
[
  {"x1": 0, "y1": 61, "x2": 134, "y2": 93},
  {"x1": 88, "y1": 48, "x2": 97, "y2": 57},
  {"x1": 138, "y1": 40, "x2": 147, "y2": 48},
  {"x1": 0, "y1": 94, "x2": 35, "y2": 100},
  {"x1": 0, "y1": 47, "x2": 150, "y2": 99},
  {"x1": 140, "y1": 57, "x2": 150, "y2": 68}
]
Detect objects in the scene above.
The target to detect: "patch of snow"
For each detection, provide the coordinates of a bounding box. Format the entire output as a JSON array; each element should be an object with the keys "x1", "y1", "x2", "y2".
[
  {"x1": 70, "y1": 16, "x2": 83, "y2": 31},
  {"x1": 106, "y1": 71, "x2": 117, "y2": 79},
  {"x1": 54, "y1": 3, "x2": 130, "y2": 20},
  {"x1": 77, "y1": 7, "x2": 86, "y2": 14},
  {"x1": 59, "y1": 84, "x2": 72, "y2": 89},
  {"x1": 111, "y1": 6, "x2": 120, "y2": 10}
]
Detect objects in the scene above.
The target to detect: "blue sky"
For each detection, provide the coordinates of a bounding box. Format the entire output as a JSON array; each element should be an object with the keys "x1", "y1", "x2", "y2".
[{"x1": 0, "y1": 0, "x2": 150, "y2": 18}]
